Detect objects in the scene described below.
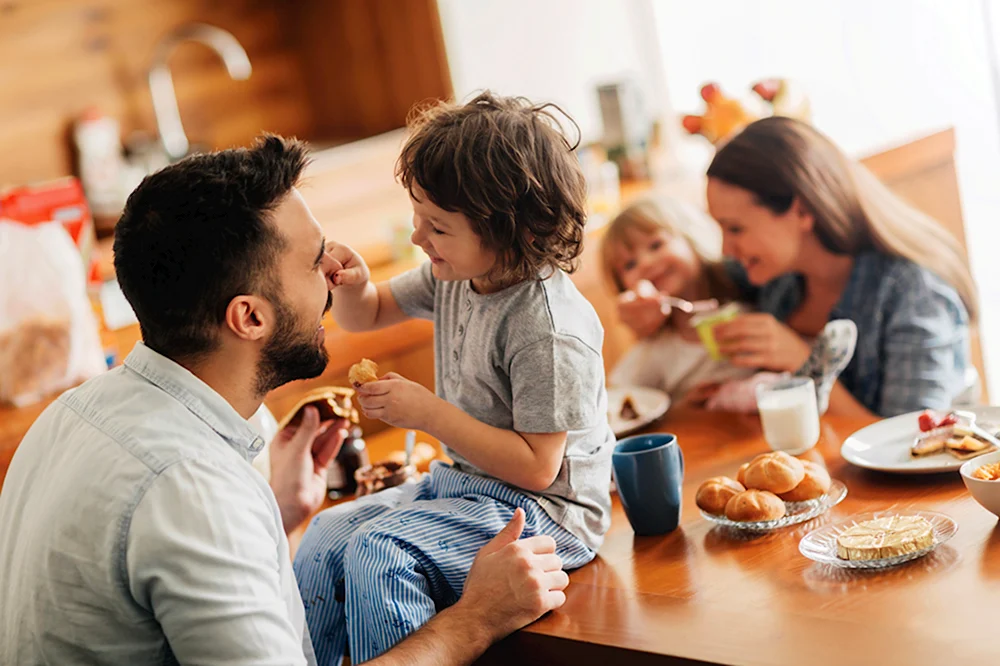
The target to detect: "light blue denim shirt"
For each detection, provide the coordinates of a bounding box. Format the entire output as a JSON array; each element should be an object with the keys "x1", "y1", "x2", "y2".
[
  {"x1": 0, "y1": 343, "x2": 316, "y2": 665},
  {"x1": 730, "y1": 251, "x2": 971, "y2": 416}
]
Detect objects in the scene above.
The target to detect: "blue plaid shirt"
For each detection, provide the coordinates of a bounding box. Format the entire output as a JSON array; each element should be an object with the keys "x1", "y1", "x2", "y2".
[{"x1": 730, "y1": 252, "x2": 970, "y2": 417}]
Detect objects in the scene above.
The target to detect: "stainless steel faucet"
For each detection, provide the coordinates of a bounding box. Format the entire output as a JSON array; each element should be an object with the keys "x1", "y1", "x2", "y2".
[{"x1": 148, "y1": 23, "x2": 252, "y2": 161}]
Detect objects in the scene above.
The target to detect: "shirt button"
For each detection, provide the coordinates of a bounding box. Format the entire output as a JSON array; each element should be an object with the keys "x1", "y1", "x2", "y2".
[
  {"x1": 453, "y1": 349, "x2": 459, "y2": 361},
  {"x1": 458, "y1": 324, "x2": 465, "y2": 335},
  {"x1": 250, "y1": 436, "x2": 265, "y2": 452}
]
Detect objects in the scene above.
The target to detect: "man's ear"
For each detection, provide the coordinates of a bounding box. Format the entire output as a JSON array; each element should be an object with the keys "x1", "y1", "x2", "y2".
[{"x1": 224, "y1": 295, "x2": 271, "y2": 342}]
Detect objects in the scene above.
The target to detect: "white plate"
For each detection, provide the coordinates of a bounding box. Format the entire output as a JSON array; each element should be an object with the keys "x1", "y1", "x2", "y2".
[
  {"x1": 799, "y1": 509, "x2": 957, "y2": 569},
  {"x1": 607, "y1": 386, "x2": 671, "y2": 438},
  {"x1": 840, "y1": 406, "x2": 1000, "y2": 474}
]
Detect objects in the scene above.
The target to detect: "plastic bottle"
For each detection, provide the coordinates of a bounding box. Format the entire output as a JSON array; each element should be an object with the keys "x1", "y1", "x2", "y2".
[{"x1": 73, "y1": 108, "x2": 125, "y2": 218}]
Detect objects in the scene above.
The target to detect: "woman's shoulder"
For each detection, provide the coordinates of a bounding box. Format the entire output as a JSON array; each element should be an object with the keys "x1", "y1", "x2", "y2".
[{"x1": 860, "y1": 252, "x2": 968, "y2": 323}]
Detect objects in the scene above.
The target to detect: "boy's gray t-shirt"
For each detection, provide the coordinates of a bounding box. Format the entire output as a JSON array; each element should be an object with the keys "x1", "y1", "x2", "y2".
[{"x1": 390, "y1": 261, "x2": 614, "y2": 551}]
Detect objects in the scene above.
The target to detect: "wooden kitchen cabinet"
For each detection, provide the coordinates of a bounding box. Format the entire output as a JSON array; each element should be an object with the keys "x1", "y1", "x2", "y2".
[{"x1": 0, "y1": 0, "x2": 452, "y2": 185}]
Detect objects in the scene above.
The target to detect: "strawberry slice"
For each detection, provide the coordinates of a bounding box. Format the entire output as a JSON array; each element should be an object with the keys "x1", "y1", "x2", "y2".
[
  {"x1": 937, "y1": 413, "x2": 958, "y2": 428},
  {"x1": 918, "y1": 410, "x2": 938, "y2": 432}
]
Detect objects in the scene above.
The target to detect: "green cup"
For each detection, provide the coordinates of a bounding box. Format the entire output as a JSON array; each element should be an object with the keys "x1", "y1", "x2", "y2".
[{"x1": 691, "y1": 303, "x2": 741, "y2": 361}]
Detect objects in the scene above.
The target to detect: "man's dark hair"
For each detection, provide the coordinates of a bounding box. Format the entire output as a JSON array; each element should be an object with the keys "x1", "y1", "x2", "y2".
[
  {"x1": 396, "y1": 91, "x2": 588, "y2": 285},
  {"x1": 113, "y1": 134, "x2": 311, "y2": 361}
]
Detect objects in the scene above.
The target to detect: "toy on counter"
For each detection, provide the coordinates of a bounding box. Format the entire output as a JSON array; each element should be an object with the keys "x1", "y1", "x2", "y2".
[
  {"x1": 751, "y1": 78, "x2": 811, "y2": 123},
  {"x1": 681, "y1": 83, "x2": 759, "y2": 146},
  {"x1": 682, "y1": 78, "x2": 811, "y2": 146}
]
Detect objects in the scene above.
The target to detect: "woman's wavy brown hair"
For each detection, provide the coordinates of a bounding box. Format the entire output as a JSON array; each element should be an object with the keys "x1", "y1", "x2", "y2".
[{"x1": 396, "y1": 91, "x2": 588, "y2": 285}]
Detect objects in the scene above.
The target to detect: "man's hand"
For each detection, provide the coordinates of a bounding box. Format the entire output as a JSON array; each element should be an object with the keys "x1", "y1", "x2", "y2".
[
  {"x1": 356, "y1": 372, "x2": 442, "y2": 431},
  {"x1": 268, "y1": 406, "x2": 349, "y2": 533},
  {"x1": 454, "y1": 508, "x2": 569, "y2": 642}
]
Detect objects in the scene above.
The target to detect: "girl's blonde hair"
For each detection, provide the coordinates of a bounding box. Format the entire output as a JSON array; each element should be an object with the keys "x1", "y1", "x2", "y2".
[
  {"x1": 600, "y1": 195, "x2": 735, "y2": 298},
  {"x1": 708, "y1": 116, "x2": 978, "y2": 321}
]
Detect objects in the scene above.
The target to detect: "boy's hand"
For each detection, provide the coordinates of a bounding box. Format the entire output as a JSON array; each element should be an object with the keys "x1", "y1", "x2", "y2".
[
  {"x1": 325, "y1": 240, "x2": 370, "y2": 288},
  {"x1": 356, "y1": 372, "x2": 441, "y2": 430}
]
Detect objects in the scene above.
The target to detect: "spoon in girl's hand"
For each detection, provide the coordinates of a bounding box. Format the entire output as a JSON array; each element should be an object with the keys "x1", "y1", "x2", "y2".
[
  {"x1": 634, "y1": 280, "x2": 718, "y2": 315},
  {"x1": 662, "y1": 295, "x2": 719, "y2": 315}
]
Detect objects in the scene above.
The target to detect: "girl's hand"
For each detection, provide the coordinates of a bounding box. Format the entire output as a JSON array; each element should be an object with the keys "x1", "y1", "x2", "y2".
[
  {"x1": 713, "y1": 313, "x2": 811, "y2": 372},
  {"x1": 683, "y1": 382, "x2": 721, "y2": 408},
  {"x1": 356, "y1": 372, "x2": 441, "y2": 430},
  {"x1": 617, "y1": 283, "x2": 669, "y2": 339}
]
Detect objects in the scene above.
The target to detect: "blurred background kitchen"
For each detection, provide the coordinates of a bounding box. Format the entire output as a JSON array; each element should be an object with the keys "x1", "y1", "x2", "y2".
[{"x1": 5, "y1": 0, "x2": 1000, "y2": 482}]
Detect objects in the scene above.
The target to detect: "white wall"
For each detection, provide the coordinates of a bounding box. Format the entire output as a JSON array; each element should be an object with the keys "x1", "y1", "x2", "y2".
[
  {"x1": 436, "y1": 0, "x2": 1000, "y2": 394},
  {"x1": 654, "y1": 0, "x2": 1000, "y2": 396},
  {"x1": 436, "y1": 0, "x2": 664, "y2": 143}
]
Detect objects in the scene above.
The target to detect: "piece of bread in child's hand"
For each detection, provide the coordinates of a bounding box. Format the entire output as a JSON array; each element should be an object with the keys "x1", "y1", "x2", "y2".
[{"x1": 349, "y1": 358, "x2": 379, "y2": 387}]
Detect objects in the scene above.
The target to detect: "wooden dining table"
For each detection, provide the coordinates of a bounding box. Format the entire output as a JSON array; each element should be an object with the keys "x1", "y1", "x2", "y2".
[{"x1": 478, "y1": 406, "x2": 1000, "y2": 666}]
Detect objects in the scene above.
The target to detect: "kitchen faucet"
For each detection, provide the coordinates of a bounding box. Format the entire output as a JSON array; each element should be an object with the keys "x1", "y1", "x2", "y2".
[{"x1": 148, "y1": 23, "x2": 251, "y2": 161}]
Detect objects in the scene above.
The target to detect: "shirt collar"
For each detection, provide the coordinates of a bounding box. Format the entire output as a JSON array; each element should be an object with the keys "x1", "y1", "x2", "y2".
[
  {"x1": 830, "y1": 252, "x2": 873, "y2": 320},
  {"x1": 123, "y1": 342, "x2": 266, "y2": 461}
]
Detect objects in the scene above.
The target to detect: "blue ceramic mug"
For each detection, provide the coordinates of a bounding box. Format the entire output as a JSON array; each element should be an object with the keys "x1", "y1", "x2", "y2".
[{"x1": 612, "y1": 433, "x2": 684, "y2": 536}]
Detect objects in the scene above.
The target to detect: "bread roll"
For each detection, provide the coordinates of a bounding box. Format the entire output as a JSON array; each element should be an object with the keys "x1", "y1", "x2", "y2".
[
  {"x1": 736, "y1": 462, "x2": 750, "y2": 486},
  {"x1": 349, "y1": 358, "x2": 380, "y2": 387},
  {"x1": 743, "y1": 451, "x2": 805, "y2": 494},
  {"x1": 778, "y1": 460, "x2": 831, "y2": 502},
  {"x1": 725, "y1": 489, "x2": 786, "y2": 522},
  {"x1": 696, "y1": 476, "x2": 746, "y2": 515}
]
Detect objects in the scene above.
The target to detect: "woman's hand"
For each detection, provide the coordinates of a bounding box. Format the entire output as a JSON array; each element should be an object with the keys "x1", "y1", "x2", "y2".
[{"x1": 714, "y1": 313, "x2": 811, "y2": 372}]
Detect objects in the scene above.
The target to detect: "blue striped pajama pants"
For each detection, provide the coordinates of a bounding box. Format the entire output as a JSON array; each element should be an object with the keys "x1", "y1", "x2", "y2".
[{"x1": 293, "y1": 462, "x2": 596, "y2": 665}]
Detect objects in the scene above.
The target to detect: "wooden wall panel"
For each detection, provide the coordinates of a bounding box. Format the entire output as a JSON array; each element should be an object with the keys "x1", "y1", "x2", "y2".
[
  {"x1": 0, "y1": 0, "x2": 315, "y2": 185},
  {"x1": 289, "y1": 0, "x2": 453, "y2": 141}
]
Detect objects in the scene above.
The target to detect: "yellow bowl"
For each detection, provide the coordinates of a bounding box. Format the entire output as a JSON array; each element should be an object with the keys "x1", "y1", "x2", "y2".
[{"x1": 691, "y1": 303, "x2": 741, "y2": 361}]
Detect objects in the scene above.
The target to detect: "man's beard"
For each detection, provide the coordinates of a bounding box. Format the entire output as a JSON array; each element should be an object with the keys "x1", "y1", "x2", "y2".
[{"x1": 254, "y1": 291, "x2": 332, "y2": 395}]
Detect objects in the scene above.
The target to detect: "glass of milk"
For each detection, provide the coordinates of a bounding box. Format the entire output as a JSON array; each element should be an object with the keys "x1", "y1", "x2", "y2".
[{"x1": 755, "y1": 376, "x2": 820, "y2": 455}]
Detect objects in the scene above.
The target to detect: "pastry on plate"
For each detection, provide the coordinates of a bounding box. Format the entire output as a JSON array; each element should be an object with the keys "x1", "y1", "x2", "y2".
[
  {"x1": 778, "y1": 460, "x2": 831, "y2": 502},
  {"x1": 349, "y1": 358, "x2": 380, "y2": 387},
  {"x1": 355, "y1": 461, "x2": 417, "y2": 496},
  {"x1": 836, "y1": 515, "x2": 934, "y2": 561},
  {"x1": 619, "y1": 395, "x2": 639, "y2": 421},
  {"x1": 911, "y1": 428, "x2": 950, "y2": 457},
  {"x1": 696, "y1": 476, "x2": 746, "y2": 515},
  {"x1": 724, "y1": 489, "x2": 786, "y2": 522},
  {"x1": 742, "y1": 451, "x2": 805, "y2": 494}
]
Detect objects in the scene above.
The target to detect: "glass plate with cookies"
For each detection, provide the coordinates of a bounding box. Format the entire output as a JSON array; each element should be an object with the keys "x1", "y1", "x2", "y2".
[{"x1": 696, "y1": 451, "x2": 848, "y2": 532}]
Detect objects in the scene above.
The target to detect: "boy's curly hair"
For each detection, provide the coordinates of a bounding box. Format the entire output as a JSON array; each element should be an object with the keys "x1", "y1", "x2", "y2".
[{"x1": 395, "y1": 91, "x2": 587, "y2": 285}]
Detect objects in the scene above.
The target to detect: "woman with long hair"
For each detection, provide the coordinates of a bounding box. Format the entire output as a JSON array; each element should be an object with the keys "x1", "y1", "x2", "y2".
[{"x1": 702, "y1": 116, "x2": 975, "y2": 417}]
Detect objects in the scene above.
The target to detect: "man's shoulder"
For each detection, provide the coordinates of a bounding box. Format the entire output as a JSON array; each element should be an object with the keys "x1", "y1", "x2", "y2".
[{"x1": 59, "y1": 367, "x2": 243, "y2": 471}]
